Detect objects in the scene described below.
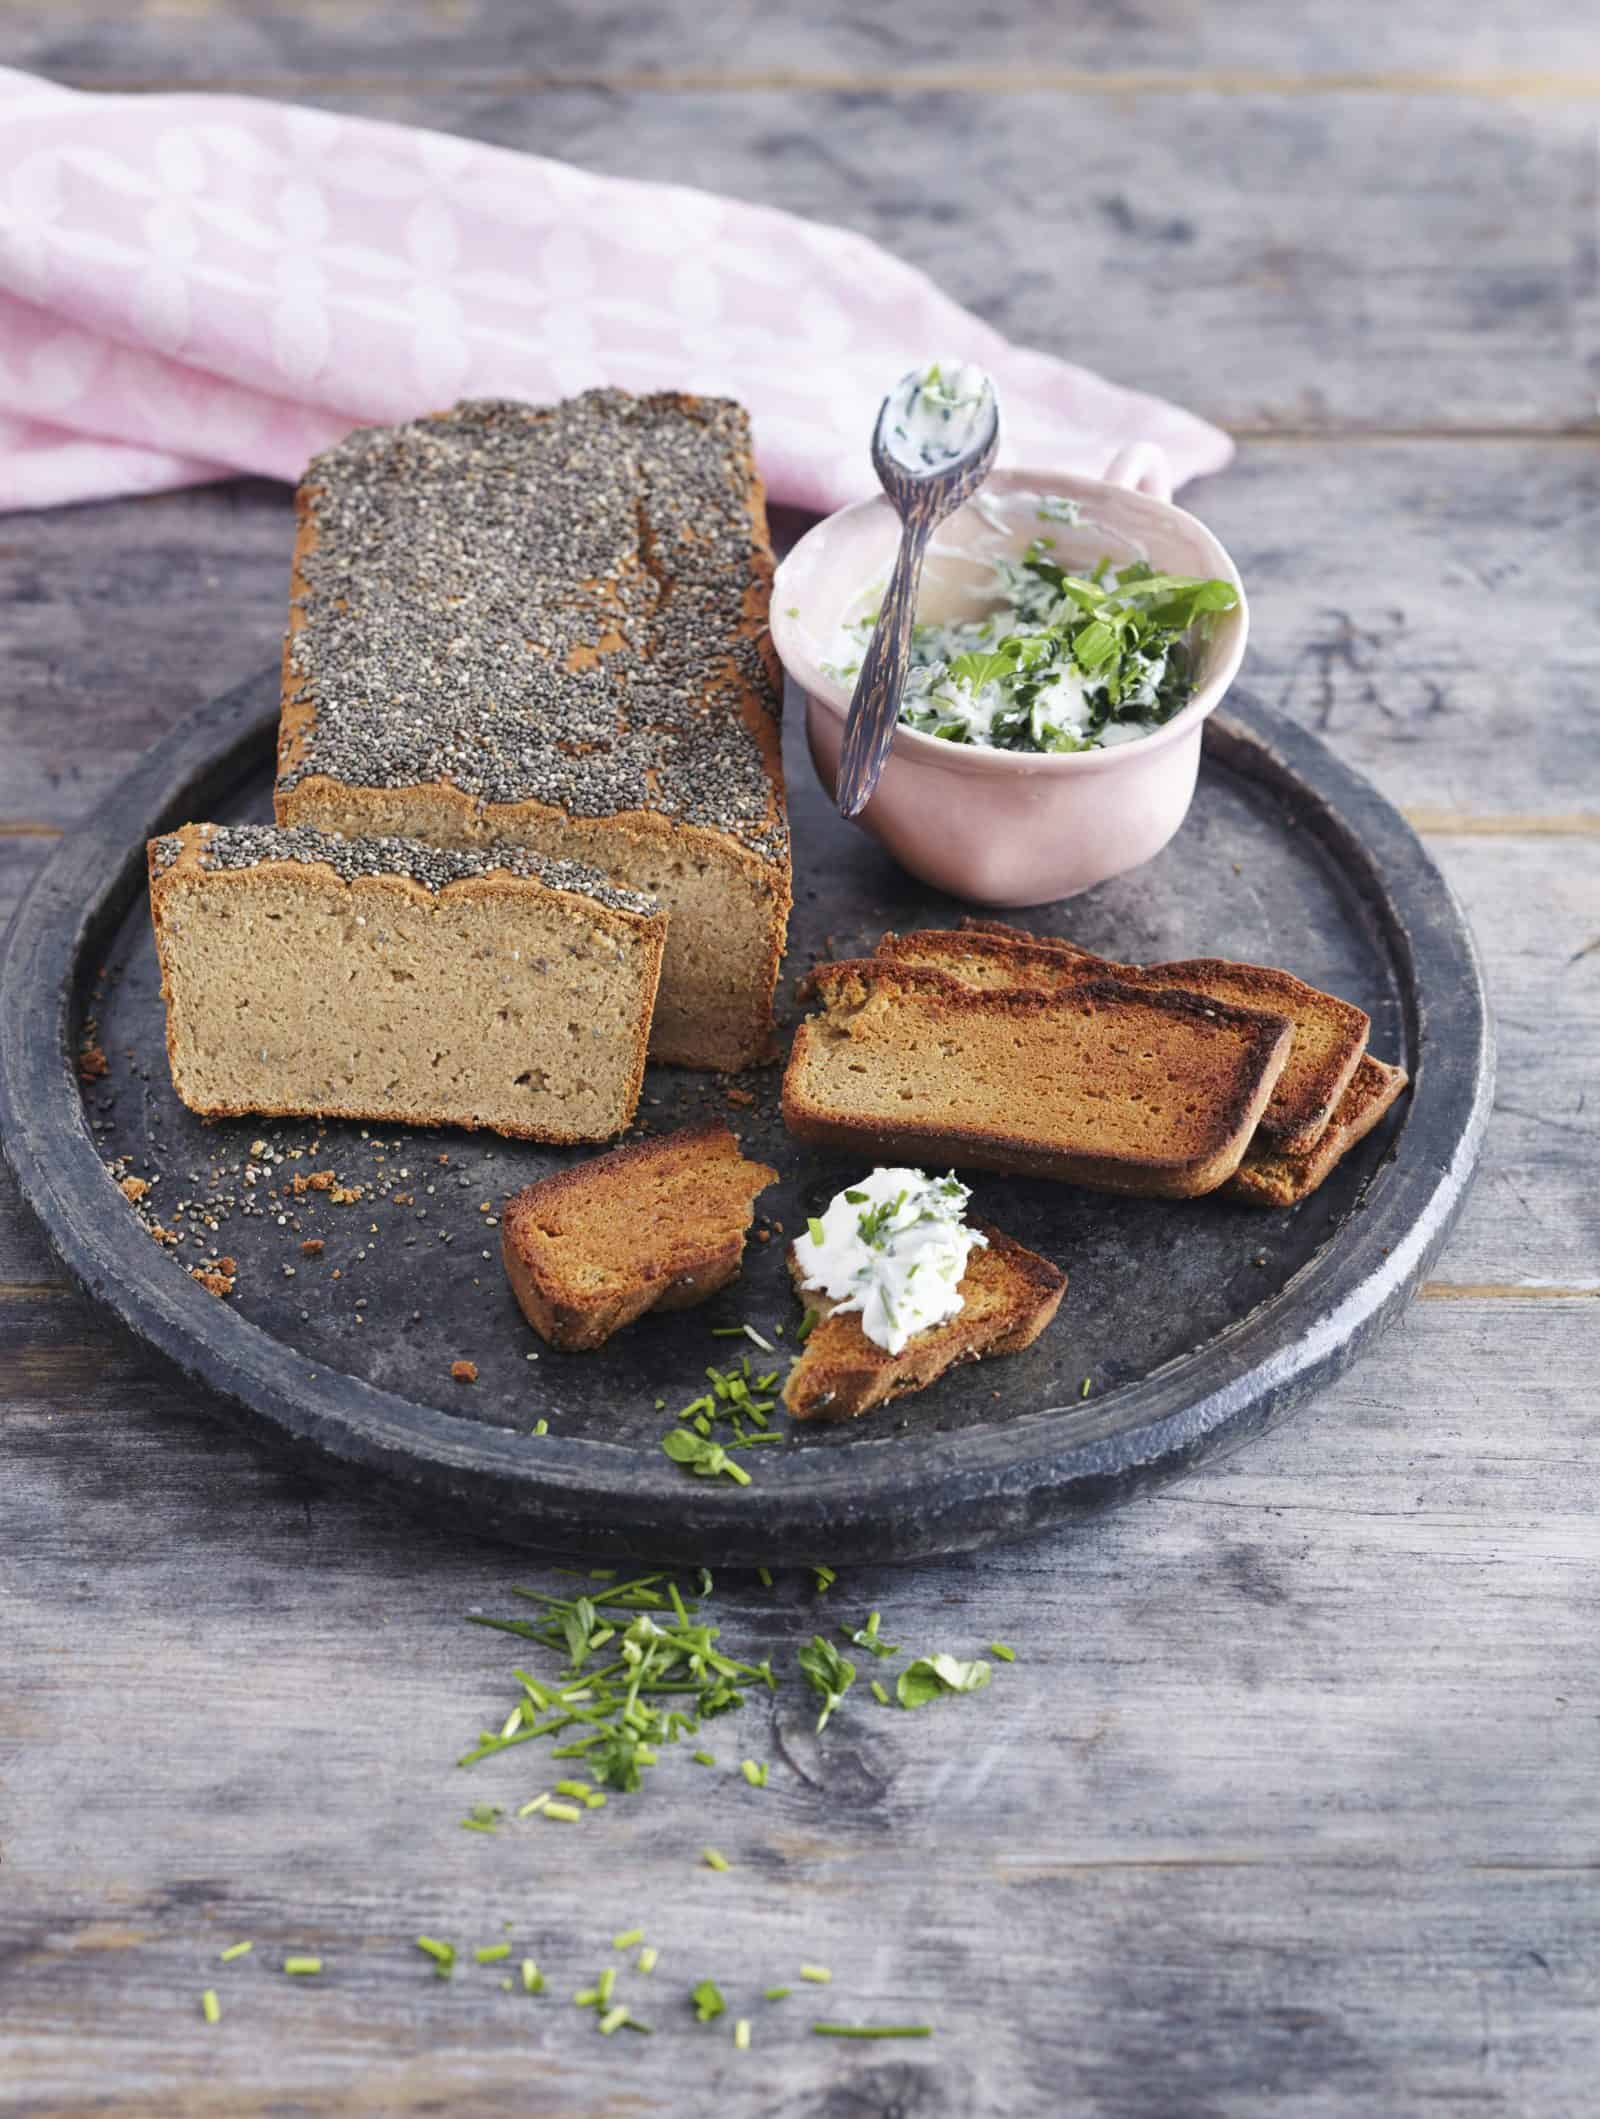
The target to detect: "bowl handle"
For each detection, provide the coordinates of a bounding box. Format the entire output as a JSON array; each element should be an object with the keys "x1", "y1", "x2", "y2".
[{"x1": 1103, "y1": 442, "x2": 1173, "y2": 503}]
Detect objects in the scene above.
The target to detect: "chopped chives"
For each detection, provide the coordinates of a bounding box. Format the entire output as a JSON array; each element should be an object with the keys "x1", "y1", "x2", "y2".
[
  {"x1": 990, "y1": 1640, "x2": 1016, "y2": 1662},
  {"x1": 1080, "y1": 1376, "x2": 1091, "y2": 1398},
  {"x1": 200, "y1": 1989, "x2": 220, "y2": 2025},
  {"x1": 542, "y1": 1800, "x2": 582, "y2": 1823},
  {"x1": 584, "y1": 1791, "x2": 607, "y2": 1809},
  {"x1": 799, "y1": 1963, "x2": 832, "y2": 1984},
  {"x1": 521, "y1": 1958, "x2": 544, "y2": 1994},
  {"x1": 742, "y1": 1324, "x2": 774, "y2": 1352},
  {"x1": 613, "y1": 1927, "x2": 645, "y2": 1950},
  {"x1": 597, "y1": 1967, "x2": 616, "y2": 2006},
  {"x1": 636, "y1": 1946, "x2": 659, "y2": 1974},
  {"x1": 553, "y1": 1779, "x2": 590, "y2": 1798},
  {"x1": 517, "y1": 1794, "x2": 550, "y2": 1817},
  {"x1": 734, "y1": 2017, "x2": 752, "y2": 2049},
  {"x1": 741, "y1": 1760, "x2": 768, "y2": 1788},
  {"x1": 573, "y1": 1985, "x2": 600, "y2": 2008},
  {"x1": 764, "y1": 1985, "x2": 792, "y2": 2001},
  {"x1": 870, "y1": 1679, "x2": 890, "y2": 1705},
  {"x1": 474, "y1": 1943, "x2": 511, "y2": 1964},
  {"x1": 797, "y1": 1308, "x2": 818, "y2": 1341},
  {"x1": 218, "y1": 1940, "x2": 252, "y2": 1963},
  {"x1": 282, "y1": 1957, "x2": 321, "y2": 1976},
  {"x1": 692, "y1": 1977, "x2": 726, "y2": 2022},
  {"x1": 807, "y1": 1217, "x2": 825, "y2": 1246},
  {"x1": 702, "y1": 1846, "x2": 731, "y2": 1871},
  {"x1": 415, "y1": 1936, "x2": 456, "y2": 1977},
  {"x1": 598, "y1": 2004, "x2": 630, "y2": 2035},
  {"x1": 590, "y1": 1568, "x2": 616, "y2": 1580},
  {"x1": 692, "y1": 1750, "x2": 716, "y2": 1767},
  {"x1": 812, "y1": 2023, "x2": 932, "y2": 2039},
  {"x1": 534, "y1": 1417, "x2": 549, "y2": 1435},
  {"x1": 812, "y1": 1565, "x2": 837, "y2": 1594},
  {"x1": 757, "y1": 1567, "x2": 773, "y2": 1588}
]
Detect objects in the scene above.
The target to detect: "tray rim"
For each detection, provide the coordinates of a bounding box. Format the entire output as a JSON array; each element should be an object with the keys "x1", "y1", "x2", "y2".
[{"x1": 0, "y1": 669, "x2": 1495, "y2": 1562}]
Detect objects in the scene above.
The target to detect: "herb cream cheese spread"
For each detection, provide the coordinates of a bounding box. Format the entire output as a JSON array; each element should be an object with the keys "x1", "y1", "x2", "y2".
[
  {"x1": 882, "y1": 361, "x2": 996, "y2": 473},
  {"x1": 826, "y1": 510, "x2": 1238, "y2": 755},
  {"x1": 792, "y1": 1167, "x2": 987, "y2": 1355}
]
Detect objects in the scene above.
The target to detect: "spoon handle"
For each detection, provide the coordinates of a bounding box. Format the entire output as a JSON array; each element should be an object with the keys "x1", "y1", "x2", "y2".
[{"x1": 835, "y1": 514, "x2": 934, "y2": 820}]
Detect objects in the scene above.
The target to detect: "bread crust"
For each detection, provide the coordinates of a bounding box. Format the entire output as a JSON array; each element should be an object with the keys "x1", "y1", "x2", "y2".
[
  {"x1": 276, "y1": 394, "x2": 792, "y2": 1071},
  {"x1": 1224, "y1": 1054, "x2": 1409, "y2": 1207},
  {"x1": 784, "y1": 960, "x2": 1294, "y2": 1199},
  {"x1": 500, "y1": 1120, "x2": 777, "y2": 1350},
  {"x1": 146, "y1": 824, "x2": 665, "y2": 1141},
  {"x1": 782, "y1": 1224, "x2": 1066, "y2": 1421}
]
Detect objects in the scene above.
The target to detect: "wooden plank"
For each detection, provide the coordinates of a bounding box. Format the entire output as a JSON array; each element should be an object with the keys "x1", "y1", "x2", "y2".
[
  {"x1": 4, "y1": 444, "x2": 1598, "y2": 831},
  {"x1": 10, "y1": 0, "x2": 1600, "y2": 87},
  {"x1": 1, "y1": 1296, "x2": 1596, "y2": 2113},
  {"x1": 0, "y1": 83, "x2": 1593, "y2": 433}
]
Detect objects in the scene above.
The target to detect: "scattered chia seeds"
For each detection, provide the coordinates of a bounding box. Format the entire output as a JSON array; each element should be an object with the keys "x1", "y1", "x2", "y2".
[{"x1": 276, "y1": 393, "x2": 787, "y2": 866}]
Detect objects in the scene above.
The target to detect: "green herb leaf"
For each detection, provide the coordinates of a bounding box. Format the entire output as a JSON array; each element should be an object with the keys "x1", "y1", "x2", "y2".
[
  {"x1": 896, "y1": 1653, "x2": 992, "y2": 1709},
  {"x1": 692, "y1": 1978, "x2": 727, "y2": 2022},
  {"x1": 797, "y1": 1635, "x2": 856, "y2": 1732}
]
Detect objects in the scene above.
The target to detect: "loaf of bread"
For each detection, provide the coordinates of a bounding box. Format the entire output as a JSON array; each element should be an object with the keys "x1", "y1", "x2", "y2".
[
  {"x1": 147, "y1": 823, "x2": 665, "y2": 1141},
  {"x1": 887, "y1": 927, "x2": 1370, "y2": 1153},
  {"x1": 1224, "y1": 1055, "x2": 1409, "y2": 1207},
  {"x1": 275, "y1": 392, "x2": 790, "y2": 1072},
  {"x1": 501, "y1": 1121, "x2": 777, "y2": 1350},
  {"x1": 783, "y1": 959, "x2": 1293, "y2": 1197},
  {"x1": 782, "y1": 1224, "x2": 1066, "y2": 1421}
]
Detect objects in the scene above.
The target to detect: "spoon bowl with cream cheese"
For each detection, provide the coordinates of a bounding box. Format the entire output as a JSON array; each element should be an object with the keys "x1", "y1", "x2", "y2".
[{"x1": 771, "y1": 463, "x2": 1249, "y2": 905}]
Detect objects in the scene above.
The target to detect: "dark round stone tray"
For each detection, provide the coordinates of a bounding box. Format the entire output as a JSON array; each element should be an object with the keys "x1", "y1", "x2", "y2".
[{"x1": 0, "y1": 666, "x2": 1492, "y2": 1563}]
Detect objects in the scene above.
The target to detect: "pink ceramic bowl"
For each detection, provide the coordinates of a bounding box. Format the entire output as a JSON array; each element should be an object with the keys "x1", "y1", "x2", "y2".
[{"x1": 770, "y1": 461, "x2": 1248, "y2": 906}]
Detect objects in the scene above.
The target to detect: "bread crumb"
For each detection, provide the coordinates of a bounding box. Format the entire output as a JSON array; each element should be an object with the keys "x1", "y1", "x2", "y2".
[
  {"x1": 78, "y1": 1042, "x2": 109, "y2": 1081},
  {"x1": 329, "y1": 1184, "x2": 363, "y2": 1205},
  {"x1": 451, "y1": 1360, "x2": 478, "y2": 1384},
  {"x1": 119, "y1": 1176, "x2": 150, "y2": 1203},
  {"x1": 189, "y1": 1262, "x2": 236, "y2": 1297},
  {"x1": 300, "y1": 1239, "x2": 324, "y2": 1257}
]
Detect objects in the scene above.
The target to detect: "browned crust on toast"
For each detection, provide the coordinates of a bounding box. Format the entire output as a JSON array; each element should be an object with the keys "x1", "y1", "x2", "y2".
[
  {"x1": 781, "y1": 1223, "x2": 1066, "y2": 1421},
  {"x1": 146, "y1": 824, "x2": 665, "y2": 1141},
  {"x1": 500, "y1": 1120, "x2": 777, "y2": 1350},
  {"x1": 890, "y1": 926, "x2": 1370, "y2": 1156},
  {"x1": 1224, "y1": 1054, "x2": 1409, "y2": 1207},
  {"x1": 783, "y1": 959, "x2": 1293, "y2": 1198}
]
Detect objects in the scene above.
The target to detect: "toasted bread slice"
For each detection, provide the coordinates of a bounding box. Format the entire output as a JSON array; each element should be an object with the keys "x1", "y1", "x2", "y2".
[
  {"x1": 1224, "y1": 1054, "x2": 1409, "y2": 1207},
  {"x1": 782, "y1": 960, "x2": 1293, "y2": 1198},
  {"x1": 501, "y1": 1121, "x2": 777, "y2": 1350},
  {"x1": 888, "y1": 927, "x2": 1369, "y2": 1156},
  {"x1": 878, "y1": 926, "x2": 1131, "y2": 991},
  {"x1": 782, "y1": 1224, "x2": 1065, "y2": 1421}
]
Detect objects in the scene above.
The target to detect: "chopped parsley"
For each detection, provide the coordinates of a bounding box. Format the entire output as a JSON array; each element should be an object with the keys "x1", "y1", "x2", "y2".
[{"x1": 828, "y1": 546, "x2": 1237, "y2": 754}]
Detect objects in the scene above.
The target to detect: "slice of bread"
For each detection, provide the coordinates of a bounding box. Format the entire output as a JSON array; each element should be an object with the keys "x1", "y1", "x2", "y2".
[
  {"x1": 1224, "y1": 1054, "x2": 1409, "y2": 1207},
  {"x1": 501, "y1": 1121, "x2": 777, "y2": 1350},
  {"x1": 782, "y1": 1223, "x2": 1065, "y2": 1421},
  {"x1": 886, "y1": 926, "x2": 1369, "y2": 1156},
  {"x1": 782, "y1": 959, "x2": 1293, "y2": 1198},
  {"x1": 878, "y1": 926, "x2": 1132, "y2": 991},
  {"x1": 147, "y1": 823, "x2": 665, "y2": 1141},
  {"x1": 275, "y1": 392, "x2": 791, "y2": 1072}
]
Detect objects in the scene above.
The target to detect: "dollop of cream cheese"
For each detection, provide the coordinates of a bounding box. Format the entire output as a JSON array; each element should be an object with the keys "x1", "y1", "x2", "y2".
[
  {"x1": 792, "y1": 1167, "x2": 988, "y2": 1356},
  {"x1": 883, "y1": 360, "x2": 996, "y2": 473}
]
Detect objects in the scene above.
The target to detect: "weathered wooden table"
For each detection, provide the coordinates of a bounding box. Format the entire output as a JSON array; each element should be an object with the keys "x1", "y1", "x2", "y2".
[{"x1": 4, "y1": 7, "x2": 1598, "y2": 2114}]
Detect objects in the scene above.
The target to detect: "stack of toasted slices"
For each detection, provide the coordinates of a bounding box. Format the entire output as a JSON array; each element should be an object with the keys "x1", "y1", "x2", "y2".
[
  {"x1": 783, "y1": 922, "x2": 1406, "y2": 1205},
  {"x1": 782, "y1": 1228, "x2": 1066, "y2": 1422}
]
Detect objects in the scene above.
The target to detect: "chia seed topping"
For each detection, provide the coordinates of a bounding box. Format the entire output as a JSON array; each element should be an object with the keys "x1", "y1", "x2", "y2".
[
  {"x1": 153, "y1": 824, "x2": 657, "y2": 917},
  {"x1": 278, "y1": 392, "x2": 787, "y2": 867}
]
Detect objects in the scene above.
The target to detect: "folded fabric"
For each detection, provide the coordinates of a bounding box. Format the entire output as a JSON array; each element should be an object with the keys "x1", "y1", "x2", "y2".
[{"x1": 0, "y1": 67, "x2": 1232, "y2": 515}]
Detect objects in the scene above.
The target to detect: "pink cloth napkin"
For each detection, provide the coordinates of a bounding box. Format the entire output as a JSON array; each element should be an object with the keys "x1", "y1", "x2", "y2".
[{"x1": 0, "y1": 67, "x2": 1231, "y2": 515}]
